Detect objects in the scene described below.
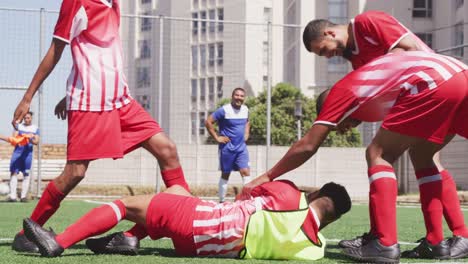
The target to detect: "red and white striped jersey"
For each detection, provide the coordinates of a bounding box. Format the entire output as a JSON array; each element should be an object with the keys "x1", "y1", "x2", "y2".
[
  {"x1": 192, "y1": 180, "x2": 307, "y2": 258},
  {"x1": 54, "y1": 0, "x2": 132, "y2": 112},
  {"x1": 349, "y1": 11, "x2": 433, "y2": 70},
  {"x1": 315, "y1": 51, "x2": 468, "y2": 125}
]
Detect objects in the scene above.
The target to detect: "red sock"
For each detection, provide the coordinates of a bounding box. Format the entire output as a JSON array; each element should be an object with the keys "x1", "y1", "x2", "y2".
[
  {"x1": 18, "y1": 181, "x2": 66, "y2": 235},
  {"x1": 55, "y1": 200, "x2": 126, "y2": 249},
  {"x1": 416, "y1": 167, "x2": 444, "y2": 245},
  {"x1": 124, "y1": 224, "x2": 148, "y2": 240},
  {"x1": 440, "y1": 170, "x2": 468, "y2": 237},
  {"x1": 161, "y1": 167, "x2": 190, "y2": 192},
  {"x1": 368, "y1": 165, "x2": 398, "y2": 246}
]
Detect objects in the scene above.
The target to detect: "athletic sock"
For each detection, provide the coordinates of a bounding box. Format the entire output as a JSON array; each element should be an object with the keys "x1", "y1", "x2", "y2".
[
  {"x1": 368, "y1": 165, "x2": 398, "y2": 246},
  {"x1": 56, "y1": 200, "x2": 126, "y2": 249},
  {"x1": 20, "y1": 176, "x2": 30, "y2": 199},
  {"x1": 124, "y1": 224, "x2": 148, "y2": 240},
  {"x1": 218, "y1": 178, "x2": 228, "y2": 202},
  {"x1": 161, "y1": 167, "x2": 190, "y2": 192},
  {"x1": 242, "y1": 176, "x2": 252, "y2": 185},
  {"x1": 9, "y1": 175, "x2": 18, "y2": 200},
  {"x1": 416, "y1": 167, "x2": 444, "y2": 245},
  {"x1": 440, "y1": 170, "x2": 468, "y2": 237}
]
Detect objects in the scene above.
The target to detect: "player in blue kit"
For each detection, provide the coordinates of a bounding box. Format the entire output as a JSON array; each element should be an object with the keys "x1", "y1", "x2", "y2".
[
  {"x1": 206, "y1": 87, "x2": 251, "y2": 202},
  {"x1": 0, "y1": 112, "x2": 40, "y2": 202}
]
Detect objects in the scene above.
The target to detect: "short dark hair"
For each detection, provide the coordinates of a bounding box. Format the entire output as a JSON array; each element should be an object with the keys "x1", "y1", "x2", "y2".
[
  {"x1": 317, "y1": 182, "x2": 351, "y2": 218},
  {"x1": 232, "y1": 87, "x2": 246, "y2": 96},
  {"x1": 26, "y1": 111, "x2": 33, "y2": 116},
  {"x1": 315, "y1": 89, "x2": 330, "y2": 115},
  {"x1": 302, "y1": 19, "x2": 337, "y2": 52}
]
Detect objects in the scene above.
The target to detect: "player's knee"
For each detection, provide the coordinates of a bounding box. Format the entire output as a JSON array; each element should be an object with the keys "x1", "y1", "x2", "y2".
[{"x1": 365, "y1": 144, "x2": 382, "y2": 163}]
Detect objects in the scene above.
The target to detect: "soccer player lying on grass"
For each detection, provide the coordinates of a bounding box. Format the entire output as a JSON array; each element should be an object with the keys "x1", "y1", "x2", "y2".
[
  {"x1": 22, "y1": 180, "x2": 351, "y2": 259},
  {"x1": 241, "y1": 51, "x2": 468, "y2": 263}
]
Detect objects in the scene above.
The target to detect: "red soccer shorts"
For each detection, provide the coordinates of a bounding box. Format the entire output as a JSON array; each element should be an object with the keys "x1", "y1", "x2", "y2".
[
  {"x1": 67, "y1": 100, "x2": 163, "y2": 160},
  {"x1": 146, "y1": 192, "x2": 200, "y2": 256},
  {"x1": 382, "y1": 71, "x2": 468, "y2": 144}
]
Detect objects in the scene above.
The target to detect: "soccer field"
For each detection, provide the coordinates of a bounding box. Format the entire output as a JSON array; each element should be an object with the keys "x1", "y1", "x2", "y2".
[{"x1": 1, "y1": 200, "x2": 468, "y2": 263}]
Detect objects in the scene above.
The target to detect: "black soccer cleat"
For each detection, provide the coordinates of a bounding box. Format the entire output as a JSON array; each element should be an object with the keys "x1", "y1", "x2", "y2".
[
  {"x1": 401, "y1": 237, "x2": 449, "y2": 259},
  {"x1": 11, "y1": 232, "x2": 39, "y2": 253},
  {"x1": 342, "y1": 238, "x2": 400, "y2": 263},
  {"x1": 448, "y1": 236, "x2": 468, "y2": 259},
  {"x1": 338, "y1": 232, "x2": 376, "y2": 248},
  {"x1": 85, "y1": 232, "x2": 139, "y2": 255},
  {"x1": 22, "y1": 218, "x2": 64, "y2": 257}
]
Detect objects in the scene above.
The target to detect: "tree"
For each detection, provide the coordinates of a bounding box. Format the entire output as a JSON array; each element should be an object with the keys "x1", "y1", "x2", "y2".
[{"x1": 207, "y1": 83, "x2": 361, "y2": 147}]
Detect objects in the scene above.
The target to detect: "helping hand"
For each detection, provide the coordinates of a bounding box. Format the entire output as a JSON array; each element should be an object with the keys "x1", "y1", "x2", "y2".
[{"x1": 12, "y1": 99, "x2": 30, "y2": 130}]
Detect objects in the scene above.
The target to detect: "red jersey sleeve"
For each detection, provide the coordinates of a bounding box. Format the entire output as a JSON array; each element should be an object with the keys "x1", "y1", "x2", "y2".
[
  {"x1": 315, "y1": 77, "x2": 359, "y2": 126},
  {"x1": 354, "y1": 11, "x2": 408, "y2": 53},
  {"x1": 251, "y1": 180, "x2": 302, "y2": 210},
  {"x1": 53, "y1": 0, "x2": 86, "y2": 44}
]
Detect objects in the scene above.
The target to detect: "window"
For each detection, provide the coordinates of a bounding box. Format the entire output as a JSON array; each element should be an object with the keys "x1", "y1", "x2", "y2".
[
  {"x1": 208, "y1": 44, "x2": 215, "y2": 67},
  {"x1": 141, "y1": 12, "x2": 152, "y2": 32},
  {"x1": 200, "y1": 78, "x2": 206, "y2": 100},
  {"x1": 328, "y1": 0, "x2": 348, "y2": 24},
  {"x1": 141, "y1": 0, "x2": 151, "y2": 4},
  {"x1": 217, "y1": 76, "x2": 223, "y2": 98},
  {"x1": 208, "y1": 77, "x2": 215, "y2": 101},
  {"x1": 209, "y1": 9, "x2": 216, "y2": 33},
  {"x1": 200, "y1": 45, "x2": 206, "y2": 70},
  {"x1": 263, "y1": 75, "x2": 268, "y2": 88},
  {"x1": 137, "y1": 95, "x2": 151, "y2": 111},
  {"x1": 191, "y1": 45, "x2": 198, "y2": 72},
  {"x1": 192, "y1": 13, "x2": 198, "y2": 35},
  {"x1": 456, "y1": 0, "x2": 464, "y2": 9},
  {"x1": 137, "y1": 67, "x2": 150, "y2": 88},
  {"x1": 200, "y1": 11, "x2": 207, "y2": 34},
  {"x1": 263, "y1": 7, "x2": 271, "y2": 33},
  {"x1": 191, "y1": 79, "x2": 198, "y2": 102},
  {"x1": 139, "y1": 40, "x2": 151, "y2": 58},
  {"x1": 218, "y1": 8, "x2": 224, "y2": 32},
  {"x1": 199, "y1": 112, "x2": 206, "y2": 135},
  {"x1": 413, "y1": 0, "x2": 432, "y2": 18},
  {"x1": 192, "y1": 0, "x2": 199, "y2": 9},
  {"x1": 262, "y1": 41, "x2": 268, "y2": 67},
  {"x1": 415, "y1": 33, "x2": 433, "y2": 49},
  {"x1": 328, "y1": 56, "x2": 348, "y2": 73},
  {"x1": 454, "y1": 23, "x2": 464, "y2": 57},
  {"x1": 217, "y1": 43, "x2": 223, "y2": 66},
  {"x1": 191, "y1": 112, "x2": 197, "y2": 135}
]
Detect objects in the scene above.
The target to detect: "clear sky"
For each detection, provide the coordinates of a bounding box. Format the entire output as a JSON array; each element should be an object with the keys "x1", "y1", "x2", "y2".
[{"x1": 0, "y1": 0, "x2": 67, "y2": 144}]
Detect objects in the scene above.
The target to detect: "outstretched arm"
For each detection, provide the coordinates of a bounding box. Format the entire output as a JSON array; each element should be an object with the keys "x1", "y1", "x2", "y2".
[
  {"x1": 12, "y1": 38, "x2": 66, "y2": 128},
  {"x1": 244, "y1": 120, "x2": 250, "y2": 142},
  {"x1": 241, "y1": 124, "x2": 332, "y2": 196}
]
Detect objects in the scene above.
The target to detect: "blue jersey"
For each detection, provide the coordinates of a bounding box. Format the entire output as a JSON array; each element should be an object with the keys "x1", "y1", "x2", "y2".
[
  {"x1": 212, "y1": 104, "x2": 249, "y2": 152},
  {"x1": 13, "y1": 123, "x2": 40, "y2": 155}
]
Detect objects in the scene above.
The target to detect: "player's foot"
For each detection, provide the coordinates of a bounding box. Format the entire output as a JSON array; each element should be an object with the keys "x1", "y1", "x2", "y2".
[
  {"x1": 85, "y1": 232, "x2": 139, "y2": 255},
  {"x1": 22, "y1": 218, "x2": 63, "y2": 257},
  {"x1": 448, "y1": 236, "x2": 468, "y2": 259},
  {"x1": 20, "y1": 198, "x2": 28, "y2": 203},
  {"x1": 7, "y1": 198, "x2": 17, "y2": 202},
  {"x1": 401, "y1": 238, "x2": 449, "y2": 259},
  {"x1": 11, "y1": 232, "x2": 39, "y2": 253},
  {"x1": 342, "y1": 238, "x2": 400, "y2": 263},
  {"x1": 338, "y1": 232, "x2": 376, "y2": 248}
]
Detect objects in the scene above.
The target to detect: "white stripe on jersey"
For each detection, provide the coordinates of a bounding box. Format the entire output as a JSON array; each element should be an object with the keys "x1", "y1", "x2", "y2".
[
  {"x1": 415, "y1": 71, "x2": 437, "y2": 90},
  {"x1": 196, "y1": 238, "x2": 243, "y2": 254},
  {"x1": 193, "y1": 214, "x2": 237, "y2": 227},
  {"x1": 193, "y1": 228, "x2": 244, "y2": 243}
]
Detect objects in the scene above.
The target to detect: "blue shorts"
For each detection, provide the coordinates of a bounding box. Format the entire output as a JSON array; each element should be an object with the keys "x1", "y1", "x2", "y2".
[
  {"x1": 10, "y1": 151, "x2": 33, "y2": 176},
  {"x1": 219, "y1": 147, "x2": 250, "y2": 173}
]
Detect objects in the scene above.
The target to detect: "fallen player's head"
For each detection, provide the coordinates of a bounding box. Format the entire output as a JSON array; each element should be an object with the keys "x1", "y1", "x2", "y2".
[{"x1": 312, "y1": 182, "x2": 351, "y2": 230}]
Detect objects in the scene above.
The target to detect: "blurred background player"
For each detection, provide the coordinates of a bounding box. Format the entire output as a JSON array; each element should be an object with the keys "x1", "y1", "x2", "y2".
[
  {"x1": 302, "y1": 10, "x2": 468, "y2": 258},
  {"x1": 205, "y1": 87, "x2": 251, "y2": 202},
  {"x1": 0, "y1": 111, "x2": 39, "y2": 202},
  {"x1": 23, "y1": 180, "x2": 351, "y2": 259},
  {"x1": 10, "y1": 0, "x2": 189, "y2": 254}
]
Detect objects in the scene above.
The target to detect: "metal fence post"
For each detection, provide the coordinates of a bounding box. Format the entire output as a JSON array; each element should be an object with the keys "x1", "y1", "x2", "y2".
[
  {"x1": 155, "y1": 16, "x2": 164, "y2": 194},
  {"x1": 266, "y1": 21, "x2": 272, "y2": 169},
  {"x1": 36, "y1": 8, "x2": 45, "y2": 199}
]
